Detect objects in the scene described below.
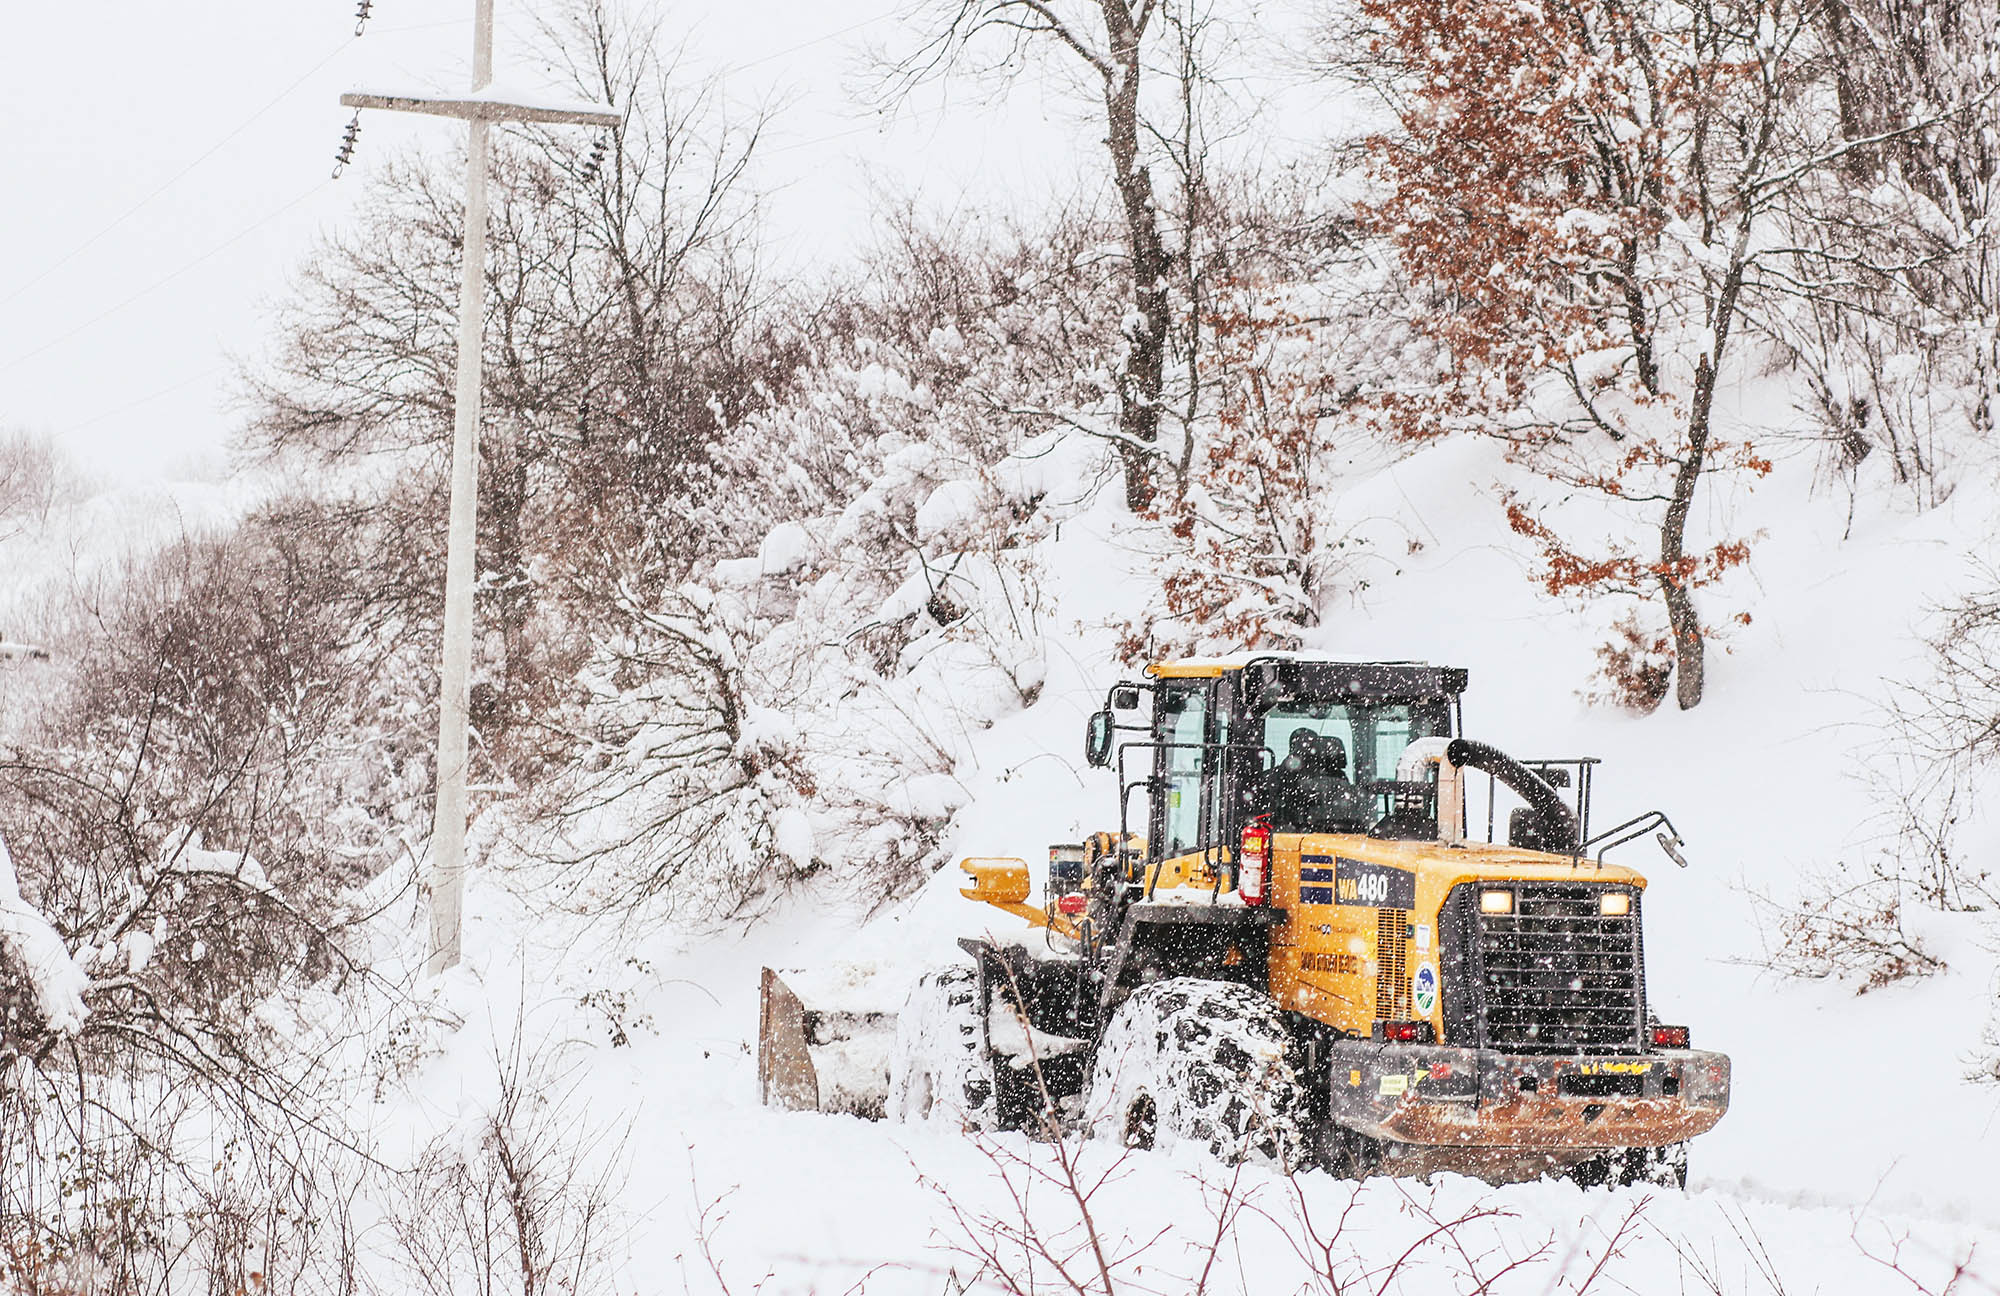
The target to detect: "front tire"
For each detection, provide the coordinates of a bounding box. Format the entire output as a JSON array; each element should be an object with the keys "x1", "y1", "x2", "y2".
[
  {"x1": 1628, "y1": 1142, "x2": 1689, "y2": 1189},
  {"x1": 888, "y1": 965, "x2": 999, "y2": 1129},
  {"x1": 1085, "y1": 978, "x2": 1305, "y2": 1167},
  {"x1": 1569, "y1": 1142, "x2": 1688, "y2": 1190}
]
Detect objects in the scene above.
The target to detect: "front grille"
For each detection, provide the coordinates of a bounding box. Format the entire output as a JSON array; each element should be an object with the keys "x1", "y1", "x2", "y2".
[
  {"x1": 1376, "y1": 908, "x2": 1410, "y2": 1019},
  {"x1": 1478, "y1": 884, "x2": 1643, "y2": 1054}
]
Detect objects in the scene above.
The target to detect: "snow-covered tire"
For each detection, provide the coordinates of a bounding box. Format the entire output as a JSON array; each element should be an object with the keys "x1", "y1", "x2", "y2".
[
  {"x1": 1085, "y1": 977, "x2": 1305, "y2": 1168},
  {"x1": 1623, "y1": 1142, "x2": 1689, "y2": 1189},
  {"x1": 888, "y1": 964, "x2": 999, "y2": 1129},
  {"x1": 1569, "y1": 1142, "x2": 1688, "y2": 1190}
]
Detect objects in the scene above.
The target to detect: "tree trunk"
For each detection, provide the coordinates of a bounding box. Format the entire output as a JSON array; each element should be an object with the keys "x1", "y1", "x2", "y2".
[
  {"x1": 1099, "y1": 2, "x2": 1169, "y2": 511},
  {"x1": 1659, "y1": 183, "x2": 1758, "y2": 712},
  {"x1": 1814, "y1": 0, "x2": 1879, "y2": 184},
  {"x1": 1659, "y1": 564, "x2": 1705, "y2": 710},
  {"x1": 481, "y1": 424, "x2": 532, "y2": 720},
  {"x1": 1660, "y1": 358, "x2": 1715, "y2": 711}
]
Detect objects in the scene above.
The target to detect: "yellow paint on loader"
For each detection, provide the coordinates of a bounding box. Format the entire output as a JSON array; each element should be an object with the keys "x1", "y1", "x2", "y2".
[
  {"x1": 962, "y1": 835, "x2": 1647, "y2": 1043},
  {"x1": 956, "y1": 656, "x2": 1653, "y2": 1053},
  {"x1": 958, "y1": 857, "x2": 1082, "y2": 941}
]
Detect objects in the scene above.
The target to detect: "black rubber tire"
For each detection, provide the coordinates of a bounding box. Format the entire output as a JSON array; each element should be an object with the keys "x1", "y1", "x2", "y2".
[
  {"x1": 887, "y1": 965, "x2": 1000, "y2": 1130},
  {"x1": 1628, "y1": 1142, "x2": 1690, "y2": 1189},
  {"x1": 1570, "y1": 1142, "x2": 1689, "y2": 1190},
  {"x1": 1315, "y1": 1121, "x2": 1385, "y2": 1180},
  {"x1": 1086, "y1": 977, "x2": 1306, "y2": 1168}
]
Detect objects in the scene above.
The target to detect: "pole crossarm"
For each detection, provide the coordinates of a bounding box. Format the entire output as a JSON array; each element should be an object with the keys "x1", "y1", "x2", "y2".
[{"x1": 341, "y1": 89, "x2": 620, "y2": 127}]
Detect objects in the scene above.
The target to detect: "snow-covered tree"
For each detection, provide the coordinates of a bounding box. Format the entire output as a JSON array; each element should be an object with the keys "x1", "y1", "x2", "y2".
[
  {"x1": 1777, "y1": 0, "x2": 2000, "y2": 505},
  {"x1": 889, "y1": 1, "x2": 1247, "y2": 511},
  {"x1": 1126, "y1": 280, "x2": 1363, "y2": 658},
  {"x1": 1347, "y1": 0, "x2": 1845, "y2": 709},
  {"x1": 248, "y1": 2, "x2": 772, "y2": 737}
]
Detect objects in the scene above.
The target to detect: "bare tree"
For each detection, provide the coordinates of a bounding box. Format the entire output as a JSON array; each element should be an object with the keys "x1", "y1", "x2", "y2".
[
  {"x1": 246, "y1": 0, "x2": 774, "y2": 737},
  {"x1": 888, "y1": 1, "x2": 1245, "y2": 510},
  {"x1": 1775, "y1": 1, "x2": 2000, "y2": 508},
  {"x1": 388, "y1": 1030, "x2": 628, "y2": 1296},
  {"x1": 0, "y1": 431, "x2": 81, "y2": 544},
  {"x1": 1342, "y1": 0, "x2": 1957, "y2": 709},
  {"x1": 1120, "y1": 277, "x2": 1375, "y2": 661},
  {"x1": 0, "y1": 515, "x2": 416, "y2": 1293}
]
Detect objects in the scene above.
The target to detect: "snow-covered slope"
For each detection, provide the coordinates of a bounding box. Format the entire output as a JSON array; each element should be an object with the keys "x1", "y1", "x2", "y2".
[
  {"x1": 0, "y1": 476, "x2": 257, "y2": 738},
  {"x1": 356, "y1": 430, "x2": 2000, "y2": 1292},
  {"x1": 0, "y1": 477, "x2": 252, "y2": 636}
]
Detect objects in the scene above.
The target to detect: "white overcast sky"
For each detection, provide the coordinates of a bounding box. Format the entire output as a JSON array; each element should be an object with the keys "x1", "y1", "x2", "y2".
[{"x1": 0, "y1": 2, "x2": 1322, "y2": 483}]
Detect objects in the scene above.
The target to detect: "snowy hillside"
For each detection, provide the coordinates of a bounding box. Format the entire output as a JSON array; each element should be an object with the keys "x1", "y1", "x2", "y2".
[
  {"x1": 7, "y1": 0, "x2": 2000, "y2": 1291},
  {"x1": 3, "y1": 401, "x2": 1996, "y2": 1295},
  {"x1": 340, "y1": 433, "x2": 2000, "y2": 1293}
]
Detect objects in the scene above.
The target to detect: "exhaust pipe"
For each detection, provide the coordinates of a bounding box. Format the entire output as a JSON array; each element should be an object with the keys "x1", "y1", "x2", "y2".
[{"x1": 1445, "y1": 738, "x2": 1579, "y2": 851}]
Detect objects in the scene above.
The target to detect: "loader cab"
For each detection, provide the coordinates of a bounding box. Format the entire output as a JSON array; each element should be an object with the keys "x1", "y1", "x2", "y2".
[{"x1": 1116, "y1": 659, "x2": 1470, "y2": 875}]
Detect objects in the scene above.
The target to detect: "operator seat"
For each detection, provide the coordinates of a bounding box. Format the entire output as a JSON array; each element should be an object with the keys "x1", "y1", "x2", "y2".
[{"x1": 1266, "y1": 732, "x2": 1369, "y2": 833}]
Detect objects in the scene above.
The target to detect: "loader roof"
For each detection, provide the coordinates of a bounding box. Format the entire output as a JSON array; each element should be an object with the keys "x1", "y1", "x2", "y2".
[
  {"x1": 1146, "y1": 654, "x2": 1469, "y2": 705},
  {"x1": 1147, "y1": 652, "x2": 1431, "y2": 679}
]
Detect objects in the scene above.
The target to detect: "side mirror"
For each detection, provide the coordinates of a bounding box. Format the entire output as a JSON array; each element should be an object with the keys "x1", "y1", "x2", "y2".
[
  {"x1": 1112, "y1": 685, "x2": 1142, "y2": 710},
  {"x1": 1084, "y1": 711, "x2": 1115, "y2": 768}
]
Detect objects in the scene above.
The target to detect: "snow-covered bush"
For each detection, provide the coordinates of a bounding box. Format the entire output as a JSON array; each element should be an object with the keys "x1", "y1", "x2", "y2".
[
  {"x1": 382, "y1": 1034, "x2": 628, "y2": 1296},
  {"x1": 0, "y1": 514, "x2": 421, "y2": 1290},
  {"x1": 1126, "y1": 279, "x2": 1387, "y2": 659},
  {"x1": 552, "y1": 211, "x2": 1129, "y2": 907},
  {"x1": 1756, "y1": 858, "x2": 1947, "y2": 994},
  {"x1": 0, "y1": 429, "x2": 84, "y2": 543},
  {"x1": 1870, "y1": 577, "x2": 2000, "y2": 915},
  {"x1": 1771, "y1": 1, "x2": 2000, "y2": 509},
  {"x1": 515, "y1": 573, "x2": 812, "y2": 917}
]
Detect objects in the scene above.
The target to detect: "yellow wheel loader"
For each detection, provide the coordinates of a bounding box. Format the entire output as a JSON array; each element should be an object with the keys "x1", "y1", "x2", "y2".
[{"x1": 760, "y1": 656, "x2": 1729, "y2": 1185}]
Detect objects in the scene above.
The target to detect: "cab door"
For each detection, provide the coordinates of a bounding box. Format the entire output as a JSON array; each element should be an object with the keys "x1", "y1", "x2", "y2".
[{"x1": 1151, "y1": 680, "x2": 1211, "y2": 863}]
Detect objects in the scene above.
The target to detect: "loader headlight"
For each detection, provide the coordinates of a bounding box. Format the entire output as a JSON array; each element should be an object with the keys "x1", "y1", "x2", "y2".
[
  {"x1": 1480, "y1": 889, "x2": 1514, "y2": 915},
  {"x1": 1599, "y1": 892, "x2": 1632, "y2": 917}
]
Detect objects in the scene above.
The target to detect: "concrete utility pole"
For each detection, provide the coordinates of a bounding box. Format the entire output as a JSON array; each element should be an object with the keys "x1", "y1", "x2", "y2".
[{"x1": 343, "y1": 1, "x2": 619, "y2": 977}]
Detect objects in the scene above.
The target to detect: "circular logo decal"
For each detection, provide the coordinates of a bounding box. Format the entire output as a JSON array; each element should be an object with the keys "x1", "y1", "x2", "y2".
[{"x1": 1412, "y1": 963, "x2": 1438, "y2": 1015}]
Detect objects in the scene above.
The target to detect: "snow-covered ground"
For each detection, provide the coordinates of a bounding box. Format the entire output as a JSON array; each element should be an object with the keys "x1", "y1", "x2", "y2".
[{"x1": 322, "y1": 429, "x2": 2000, "y2": 1293}]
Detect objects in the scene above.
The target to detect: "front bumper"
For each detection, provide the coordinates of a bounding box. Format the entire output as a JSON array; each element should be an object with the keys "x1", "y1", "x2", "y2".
[{"x1": 1326, "y1": 1039, "x2": 1730, "y2": 1149}]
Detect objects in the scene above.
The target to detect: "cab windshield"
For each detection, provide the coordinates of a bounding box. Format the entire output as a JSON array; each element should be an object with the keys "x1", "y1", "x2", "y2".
[{"x1": 1255, "y1": 699, "x2": 1449, "y2": 833}]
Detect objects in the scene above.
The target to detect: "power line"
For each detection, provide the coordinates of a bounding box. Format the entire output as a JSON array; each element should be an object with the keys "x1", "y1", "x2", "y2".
[
  {"x1": 0, "y1": 39, "x2": 357, "y2": 312},
  {"x1": 722, "y1": 6, "x2": 903, "y2": 74},
  {"x1": 0, "y1": 18, "x2": 467, "y2": 312},
  {"x1": 763, "y1": 115, "x2": 901, "y2": 157},
  {"x1": 2, "y1": 8, "x2": 903, "y2": 314},
  {"x1": 0, "y1": 10, "x2": 913, "y2": 379},
  {"x1": 0, "y1": 183, "x2": 329, "y2": 377},
  {"x1": 67, "y1": 367, "x2": 227, "y2": 435}
]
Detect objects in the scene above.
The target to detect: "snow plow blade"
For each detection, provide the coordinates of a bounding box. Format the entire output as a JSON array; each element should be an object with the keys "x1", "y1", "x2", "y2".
[
  {"x1": 756, "y1": 966, "x2": 898, "y2": 1118},
  {"x1": 1325, "y1": 1038, "x2": 1729, "y2": 1176}
]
